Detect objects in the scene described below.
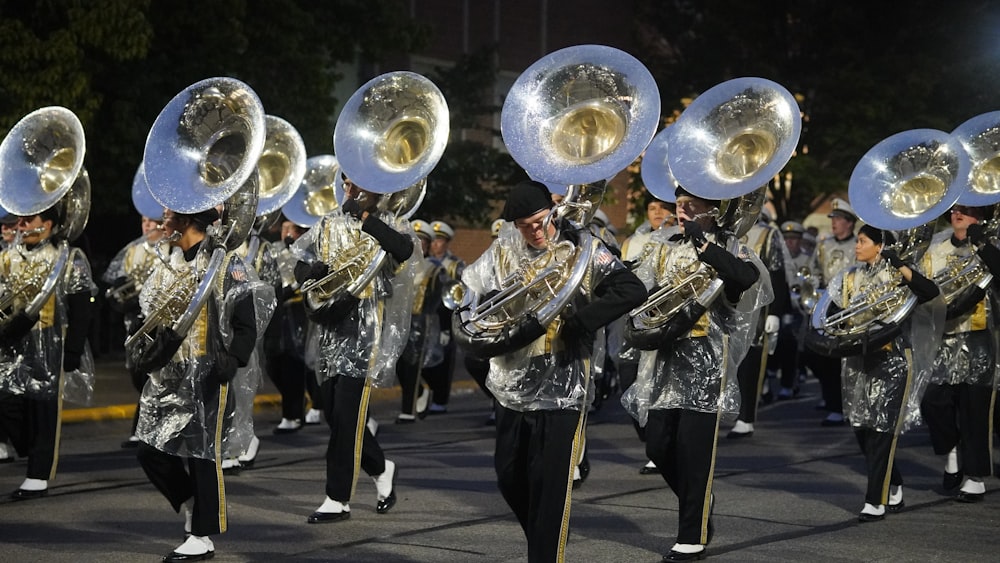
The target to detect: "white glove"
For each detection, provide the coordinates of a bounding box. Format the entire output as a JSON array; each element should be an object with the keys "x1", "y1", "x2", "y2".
[
  {"x1": 765, "y1": 314, "x2": 780, "y2": 334},
  {"x1": 439, "y1": 332, "x2": 451, "y2": 346}
]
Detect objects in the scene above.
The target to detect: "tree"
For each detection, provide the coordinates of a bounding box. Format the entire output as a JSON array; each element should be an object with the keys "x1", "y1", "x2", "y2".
[
  {"x1": 631, "y1": 0, "x2": 1000, "y2": 226},
  {"x1": 0, "y1": 0, "x2": 428, "y2": 264},
  {"x1": 418, "y1": 46, "x2": 523, "y2": 225}
]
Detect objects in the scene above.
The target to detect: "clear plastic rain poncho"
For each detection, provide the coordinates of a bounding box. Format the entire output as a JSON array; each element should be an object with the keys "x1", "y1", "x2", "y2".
[
  {"x1": 621, "y1": 229, "x2": 773, "y2": 426},
  {"x1": 292, "y1": 210, "x2": 418, "y2": 387},
  {"x1": 829, "y1": 258, "x2": 944, "y2": 434},
  {"x1": 135, "y1": 244, "x2": 275, "y2": 460},
  {"x1": 273, "y1": 239, "x2": 311, "y2": 361},
  {"x1": 921, "y1": 230, "x2": 1000, "y2": 388},
  {"x1": 0, "y1": 241, "x2": 96, "y2": 400},
  {"x1": 462, "y1": 221, "x2": 626, "y2": 412},
  {"x1": 400, "y1": 258, "x2": 446, "y2": 369},
  {"x1": 102, "y1": 235, "x2": 169, "y2": 334}
]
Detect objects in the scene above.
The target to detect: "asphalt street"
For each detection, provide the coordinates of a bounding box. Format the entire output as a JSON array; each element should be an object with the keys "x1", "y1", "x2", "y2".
[{"x1": 2, "y1": 355, "x2": 1000, "y2": 562}]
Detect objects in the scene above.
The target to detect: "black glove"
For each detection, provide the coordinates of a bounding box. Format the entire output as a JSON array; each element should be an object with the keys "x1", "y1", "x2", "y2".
[
  {"x1": 294, "y1": 261, "x2": 329, "y2": 286},
  {"x1": 63, "y1": 351, "x2": 81, "y2": 372},
  {"x1": 968, "y1": 223, "x2": 986, "y2": 245},
  {"x1": 342, "y1": 199, "x2": 365, "y2": 220},
  {"x1": 683, "y1": 220, "x2": 708, "y2": 248},
  {"x1": 132, "y1": 326, "x2": 184, "y2": 375},
  {"x1": 0, "y1": 311, "x2": 39, "y2": 346},
  {"x1": 880, "y1": 248, "x2": 905, "y2": 269},
  {"x1": 560, "y1": 313, "x2": 595, "y2": 349},
  {"x1": 213, "y1": 353, "x2": 240, "y2": 384}
]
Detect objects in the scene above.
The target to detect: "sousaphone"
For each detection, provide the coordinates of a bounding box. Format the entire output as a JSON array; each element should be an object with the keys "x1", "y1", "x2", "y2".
[
  {"x1": 807, "y1": 128, "x2": 968, "y2": 357},
  {"x1": 452, "y1": 44, "x2": 660, "y2": 357},
  {"x1": 126, "y1": 77, "x2": 266, "y2": 353},
  {"x1": 627, "y1": 78, "x2": 801, "y2": 349}
]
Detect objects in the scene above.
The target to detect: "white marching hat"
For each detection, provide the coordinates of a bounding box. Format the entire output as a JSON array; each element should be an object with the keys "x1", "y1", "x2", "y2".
[
  {"x1": 490, "y1": 219, "x2": 504, "y2": 237},
  {"x1": 431, "y1": 220, "x2": 454, "y2": 239},
  {"x1": 827, "y1": 197, "x2": 857, "y2": 220},
  {"x1": 411, "y1": 219, "x2": 432, "y2": 239}
]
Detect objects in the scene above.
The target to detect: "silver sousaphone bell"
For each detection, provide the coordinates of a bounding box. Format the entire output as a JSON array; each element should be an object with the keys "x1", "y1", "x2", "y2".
[
  {"x1": 806, "y1": 128, "x2": 968, "y2": 357},
  {"x1": 450, "y1": 45, "x2": 660, "y2": 357}
]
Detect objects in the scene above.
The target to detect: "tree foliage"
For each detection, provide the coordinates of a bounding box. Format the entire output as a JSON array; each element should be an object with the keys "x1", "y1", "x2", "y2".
[
  {"x1": 631, "y1": 0, "x2": 1000, "y2": 225},
  {"x1": 0, "y1": 0, "x2": 428, "y2": 263}
]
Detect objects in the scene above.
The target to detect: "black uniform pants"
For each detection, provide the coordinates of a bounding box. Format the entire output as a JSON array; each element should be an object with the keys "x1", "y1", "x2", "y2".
[
  {"x1": 645, "y1": 408, "x2": 718, "y2": 545},
  {"x1": 921, "y1": 382, "x2": 995, "y2": 478},
  {"x1": 396, "y1": 357, "x2": 424, "y2": 416},
  {"x1": 321, "y1": 375, "x2": 385, "y2": 502},
  {"x1": 736, "y1": 345, "x2": 766, "y2": 423},
  {"x1": 268, "y1": 352, "x2": 318, "y2": 421},
  {"x1": 137, "y1": 443, "x2": 225, "y2": 536},
  {"x1": 853, "y1": 428, "x2": 902, "y2": 506},
  {"x1": 803, "y1": 349, "x2": 842, "y2": 414},
  {"x1": 421, "y1": 344, "x2": 454, "y2": 407},
  {"x1": 494, "y1": 405, "x2": 583, "y2": 563},
  {"x1": 0, "y1": 391, "x2": 61, "y2": 480}
]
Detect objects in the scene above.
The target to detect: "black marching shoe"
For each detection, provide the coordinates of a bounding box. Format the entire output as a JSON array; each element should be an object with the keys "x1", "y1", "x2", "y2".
[
  {"x1": 857, "y1": 512, "x2": 884, "y2": 523},
  {"x1": 307, "y1": 510, "x2": 351, "y2": 523},
  {"x1": 956, "y1": 491, "x2": 984, "y2": 503},
  {"x1": 10, "y1": 488, "x2": 47, "y2": 501},
  {"x1": 662, "y1": 548, "x2": 707, "y2": 561},
  {"x1": 375, "y1": 461, "x2": 398, "y2": 514},
  {"x1": 163, "y1": 551, "x2": 214, "y2": 562},
  {"x1": 943, "y1": 470, "x2": 963, "y2": 491}
]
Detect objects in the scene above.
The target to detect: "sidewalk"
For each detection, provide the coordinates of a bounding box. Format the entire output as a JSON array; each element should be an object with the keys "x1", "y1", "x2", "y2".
[{"x1": 62, "y1": 353, "x2": 478, "y2": 424}]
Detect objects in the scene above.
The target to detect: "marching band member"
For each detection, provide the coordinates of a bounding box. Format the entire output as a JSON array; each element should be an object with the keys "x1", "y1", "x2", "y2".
[
  {"x1": 421, "y1": 220, "x2": 464, "y2": 415},
  {"x1": 104, "y1": 215, "x2": 167, "y2": 448},
  {"x1": 729, "y1": 211, "x2": 789, "y2": 437},
  {"x1": 293, "y1": 176, "x2": 417, "y2": 524},
  {"x1": 0, "y1": 207, "x2": 97, "y2": 499},
  {"x1": 459, "y1": 180, "x2": 646, "y2": 562},
  {"x1": 623, "y1": 186, "x2": 771, "y2": 561},
  {"x1": 828, "y1": 225, "x2": 940, "y2": 522},
  {"x1": 395, "y1": 219, "x2": 445, "y2": 423},
  {"x1": 805, "y1": 198, "x2": 859, "y2": 426},
  {"x1": 131, "y1": 206, "x2": 273, "y2": 561},
  {"x1": 618, "y1": 191, "x2": 673, "y2": 475},
  {"x1": 271, "y1": 217, "x2": 322, "y2": 433},
  {"x1": 774, "y1": 221, "x2": 811, "y2": 399},
  {"x1": 919, "y1": 204, "x2": 1000, "y2": 502}
]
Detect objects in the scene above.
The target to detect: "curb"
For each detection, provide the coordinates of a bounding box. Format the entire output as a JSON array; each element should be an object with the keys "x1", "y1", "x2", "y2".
[{"x1": 62, "y1": 380, "x2": 481, "y2": 424}]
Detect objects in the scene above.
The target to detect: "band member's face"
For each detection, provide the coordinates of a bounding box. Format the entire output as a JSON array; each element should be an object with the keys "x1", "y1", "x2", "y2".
[
  {"x1": 950, "y1": 206, "x2": 979, "y2": 232},
  {"x1": 675, "y1": 195, "x2": 715, "y2": 232},
  {"x1": 162, "y1": 211, "x2": 184, "y2": 243},
  {"x1": 784, "y1": 235, "x2": 802, "y2": 257},
  {"x1": 855, "y1": 232, "x2": 881, "y2": 264},
  {"x1": 515, "y1": 208, "x2": 555, "y2": 249},
  {"x1": 15, "y1": 215, "x2": 52, "y2": 245},
  {"x1": 343, "y1": 178, "x2": 375, "y2": 210},
  {"x1": 280, "y1": 220, "x2": 302, "y2": 243},
  {"x1": 830, "y1": 215, "x2": 854, "y2": 239},
  {"x1": 647, "y1": 201, "x2": 672, "y2": 230},
  {"x1": 430, "y1": 236, "x2": 449, "y2": 257},
  {"x1": 1, "y1": 224, "x2": 13, "y2": 242},
  {"x1": 142, "y1": 216, "x2": 165, "y2": 241},
  {"x1": 418, "y1": 236, "x2": 430, "y2": 256}
]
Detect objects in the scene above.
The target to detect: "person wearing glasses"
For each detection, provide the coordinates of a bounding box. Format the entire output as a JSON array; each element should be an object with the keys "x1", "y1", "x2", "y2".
[
  {"x1": 458, "y1": 180, "x2": 646, "y2": 562},
  {"x1": 0, "y1": 207, "x2": 96, "y2": 500},
  {"x1": 623, "y1": 186, "x2": 771, "y2": 561}
]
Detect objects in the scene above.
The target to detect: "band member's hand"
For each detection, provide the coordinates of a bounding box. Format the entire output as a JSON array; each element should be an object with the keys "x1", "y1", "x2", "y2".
[
  {"x1": 342, "y1": 199, "x2": 365, "y2": 220},
  {"x1": 133, "y1": 326, "x2": 184, "y2": 374},
  {"x1": 967, "y1": 223, "x2": 986, "y2": 245},
  {"x1": 0, "y1": 311, "x2": 39, "y2": 345},
  {"x1": 294, "y1": 261, "x2": 329, "y2": 285},
  {"x1": 683, "y1": 220, "x2": 708, "y2": 248},
  {"x1": 765, "y1": 314, "x2": 780, "y2": 334},
  {"x1": 213, "y1": 353, "x2": 240, "y2": 383},
  {"x1": 880, "y1": 248, "x2": 905, "y2": 268},
  {"x1": 561, "y1": 314, "x2": 594, "y2": 349}
]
